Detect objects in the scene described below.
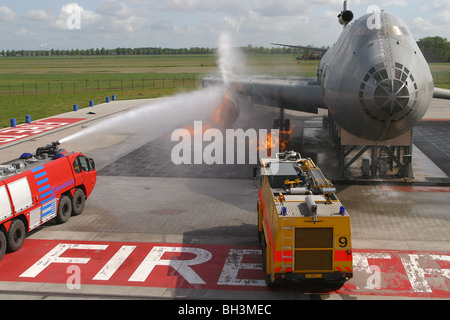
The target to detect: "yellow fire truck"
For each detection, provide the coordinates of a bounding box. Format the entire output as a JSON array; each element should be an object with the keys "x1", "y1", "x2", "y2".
[{"x1": 254, "y1": 151, "x2": 352, "y2": 287}]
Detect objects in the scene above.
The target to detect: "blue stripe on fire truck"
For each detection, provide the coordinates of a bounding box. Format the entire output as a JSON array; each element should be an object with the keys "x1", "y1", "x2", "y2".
[
  {"x1": 40, "y1": 190, "x2": 53, "y2": 199},
  {"x1": 41, "y1": 193, "x2": 55, "y2": 205},
  {"x1": 41, "y1": 199, "x2": 56, "y2": 218},
  {"x1": 36, "y1": 177, "x2": 49, "y2": 186},
  {"x1": 31, "y1": 166, "x2": 57, "y2": 215},
  {"x1": 38, "y1": 184, "x2": 51, "y2": 193},
  {"x1": 34, "y1": 171, "x2": 47, "y2": 179}
]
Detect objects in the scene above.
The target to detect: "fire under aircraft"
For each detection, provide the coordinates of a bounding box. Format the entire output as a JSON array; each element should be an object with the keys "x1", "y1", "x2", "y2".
[{"x1": 202, "y1": 1, "x2": 450, "y2": 178}]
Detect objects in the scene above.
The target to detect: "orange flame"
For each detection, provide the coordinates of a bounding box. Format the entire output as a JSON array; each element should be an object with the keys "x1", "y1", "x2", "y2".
[
  {"x1": 279, "y1": 123, "x2": 295, "y2": 151},
  {"x1": 255, "y1": 131, "x2": 276, "y2": 158},
  {"x1": 182, "y1": 92, "x2": 235, "y2": 134},
  {"x1": 256, "y1": 122, "x2": 295, "y2": 157}
]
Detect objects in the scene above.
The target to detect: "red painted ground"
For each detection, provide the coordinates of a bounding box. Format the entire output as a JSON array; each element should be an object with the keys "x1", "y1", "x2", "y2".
[
  {"x1": 0, "y1": 118, "x2": 86, "y2": 145},
  {"x1": 0, "y1": 239, "x2": 448, "y2": 298}
]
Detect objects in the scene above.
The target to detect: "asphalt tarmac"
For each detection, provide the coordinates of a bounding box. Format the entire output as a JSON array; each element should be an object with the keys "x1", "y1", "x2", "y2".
[{"x1": 0, "y1": 94, "x2": 448, "y2": 301}]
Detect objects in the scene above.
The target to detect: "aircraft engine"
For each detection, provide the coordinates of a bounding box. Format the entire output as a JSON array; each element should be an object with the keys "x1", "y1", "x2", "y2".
[
  {"x1": 211, "y1": 93, "x2": 240, "y2": 128},
  {"x1": 338, "y1": 10, "x2": 354, "y2": 25}
]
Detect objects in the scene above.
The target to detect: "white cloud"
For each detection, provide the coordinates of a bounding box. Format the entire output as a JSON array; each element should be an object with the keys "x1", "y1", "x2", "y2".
[
  {"x1": 0, "y1": 6, "x2": 17, "y2": 22},
  {"x1": 162, "y1": 0, "x2": 246, "y2": 15},
  {"x1": 251, "y1": 0, "x2": 314, "y2": 17},
  {"x1": 25, "y1": 9, "x2": 53, "y2": 21},
  {"x1": 52, "y1": 3, "x2": 100, "y2": 30},
  {"x1": 435, "y1": 9, "x2": 450, "y2": 26},
  {"x1": 433, "y1": 0, "x2": 450, "y2": 9},
  {"x1": 97, "y1": 0, "x2": 149, "y2": 19},
  {"x1": 411, "y1": 9, "x2": 450, "y2": 38},
  {"x1": 218, "y1": 16, "x2": 244, "y2": 33},
  {"x1": 15, "y1": 28, "x2": 29, "y2": 36},
  {"x1": 377, "y1": 0, "x2": 408, "y2": 6}
]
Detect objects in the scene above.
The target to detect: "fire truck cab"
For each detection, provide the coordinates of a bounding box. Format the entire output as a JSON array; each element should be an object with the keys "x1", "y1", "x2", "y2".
[
  {"x1": 255, "y1": 151, "x2": 352, "y2": 287},
  {"x1": 0, "y1": 142, "x2": 96, "y2": 261}
]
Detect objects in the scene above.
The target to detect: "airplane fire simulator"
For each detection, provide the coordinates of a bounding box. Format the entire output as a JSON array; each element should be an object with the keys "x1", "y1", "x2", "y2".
[
  {"x1": 204, "y1": 1, "x2": 450, "y2": 180},
  {"x1": 0, "y1": 142, "x2": 96, "y2": 261}
]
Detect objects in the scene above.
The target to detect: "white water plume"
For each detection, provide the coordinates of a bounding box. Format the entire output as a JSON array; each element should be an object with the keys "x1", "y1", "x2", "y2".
[
  {"x1": 217, "y1": 33, "x2": 246, "y2": 86},
  {"x1": 59, "y1": 86, "x2": 224, "y2": 145}
]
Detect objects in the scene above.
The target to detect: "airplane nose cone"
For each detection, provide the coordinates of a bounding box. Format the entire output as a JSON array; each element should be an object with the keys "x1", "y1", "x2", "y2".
[
  {"x1": 374, "y1": 77, "x2": 410, "y2": 115},
  {"x1": 359, "y1": 62, "x2": 418, "y2": 125}
]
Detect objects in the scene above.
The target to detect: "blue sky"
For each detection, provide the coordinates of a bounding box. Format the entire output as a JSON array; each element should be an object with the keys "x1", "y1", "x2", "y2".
[{"x1": 0, "y1": 0, "x2": 448, "y2": 50}]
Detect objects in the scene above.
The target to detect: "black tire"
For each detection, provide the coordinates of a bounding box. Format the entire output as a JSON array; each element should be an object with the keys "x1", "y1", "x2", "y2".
[
  {"x1": 262, "y1": 238, "x2": 283, "y2": 288},
  {"x1": 56, "y1": 195, "x2": 72, "y2": 224},
  {"x1": 262, "y1": 239, "x2": 274, "y2": 287},
  {"x1": 327, "y1": 279, "x2": 347, "y2": 290},
  {"x1": 72, "y1": 188, "x2": 86, "y2": 216},
  {"x1": 0, "y1": 230, "x2": 7, "y2": 260},
  {"x1": 6, "y1": 219, "x2": 26, "y2": 252}
]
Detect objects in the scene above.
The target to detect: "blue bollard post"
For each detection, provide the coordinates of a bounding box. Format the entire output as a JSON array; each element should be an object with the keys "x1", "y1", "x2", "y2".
[
  {"x1": 25, "y1": 115, "x2": 31, "y2": 124},
  {"x1": 89, "y1": 100, "x2": 94, "y2": 107},
  {"x1": 10, "y1": 118, "x2": 17, "y2": 127},
  {"x1": 112, "y1": 95, "x2": 116, "y2": 101},
  {"x1": 106, "y1": 96, "x2": 110, "y2": 103},
  {"x1": 73, "y1": 104, "x2": 79, "y2": 111}
]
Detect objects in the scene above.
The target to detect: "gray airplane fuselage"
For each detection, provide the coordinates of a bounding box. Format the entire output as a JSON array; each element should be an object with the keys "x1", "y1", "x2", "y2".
[{"x1": 320, "y1": 11, "x2": 434, "y2": 141}]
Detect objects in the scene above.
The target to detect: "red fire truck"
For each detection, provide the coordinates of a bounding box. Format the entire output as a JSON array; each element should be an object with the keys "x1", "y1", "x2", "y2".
[{"x1": 0, "y1": 142, "x2": 96, "y2": 261}]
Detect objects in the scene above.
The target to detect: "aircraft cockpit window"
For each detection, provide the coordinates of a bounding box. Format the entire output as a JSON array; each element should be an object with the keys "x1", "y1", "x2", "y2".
[
  {"x1": 353, "y1": 25, "x2": 410, "y2": 36},
  {"x1": 387, "y1": 26, "x2": 409, "y2": 36}
]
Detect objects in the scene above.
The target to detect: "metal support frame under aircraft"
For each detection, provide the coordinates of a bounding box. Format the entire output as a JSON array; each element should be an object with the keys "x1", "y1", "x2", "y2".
[{"x1": 325, "y1": 113, "x2": 413, "y2": 179}]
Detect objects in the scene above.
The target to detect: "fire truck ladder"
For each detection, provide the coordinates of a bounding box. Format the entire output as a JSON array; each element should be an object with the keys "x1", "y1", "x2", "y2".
[
  {"x1": 309, "y1": 167, "x2": 333, "y2": 189},
  {"x1": 280, "y1": 204, "x2": 295, "y2": 272}
]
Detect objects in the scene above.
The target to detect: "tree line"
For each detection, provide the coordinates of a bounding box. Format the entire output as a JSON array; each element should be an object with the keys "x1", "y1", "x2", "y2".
[
  {"x1": 0, "y1": 47, "x2": 214, "y2": 57},
  {"x1": 0, "y1": 45, "x2": 323, "y2": 58},
  {"x1": 1, "y1": 36, "x2": 448, "y2": 61}
]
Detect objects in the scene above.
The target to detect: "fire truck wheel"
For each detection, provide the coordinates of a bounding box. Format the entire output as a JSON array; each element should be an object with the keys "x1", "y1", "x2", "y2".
[
  {"x1": 262, "y1": 240, "x2": 274, "y2": 287},
  {"x1": 262, "y1": 238, "x2": 283, "y2": 288},
  {"x1": 57, "y1": 195, "x2": 72, "y2": 224},
  {"x1": 72, "y1": 188, "x2": 86, "y2": 216},
  {"x1": 6, "y1": 219, "x2": 26, "y2": 252},
  {"x1": 0, "y1": 230, "x2": 6, "y2": 260}
]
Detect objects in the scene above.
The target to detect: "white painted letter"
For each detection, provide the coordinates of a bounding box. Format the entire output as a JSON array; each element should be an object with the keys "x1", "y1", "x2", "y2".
[
  {"x1": 93, "y1": 245, "x2": 136, "y2": 281},
  {"x1": 129, "y1": 246, "x2": 212, "y2": 284},
  {"x1": 20, "y1": 244, "x2": 108, "y2": 278},
  {"x1": 217, "y1": 249, "x2": 265, "y2": 286}
]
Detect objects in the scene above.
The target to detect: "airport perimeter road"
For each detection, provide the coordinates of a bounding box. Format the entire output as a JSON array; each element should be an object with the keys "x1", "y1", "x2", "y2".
[{"x1": 0, "y1": 97, "x2": 449, "y2": 300}]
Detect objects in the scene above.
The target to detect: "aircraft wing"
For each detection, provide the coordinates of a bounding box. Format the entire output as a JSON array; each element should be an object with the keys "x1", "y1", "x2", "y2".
[
  {"x1": 271, "y1": 43, "x2": 328, "y2": 53},
  {"x1": 202, "y1": 76, "x2": 326, "y2": 114},
  {"x1": 433, "y1": 87, "x2": 450, "y2": 100}
]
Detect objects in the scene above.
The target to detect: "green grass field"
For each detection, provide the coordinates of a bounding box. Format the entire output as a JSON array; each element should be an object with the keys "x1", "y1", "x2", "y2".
[{"x1": 0, "y1": 55, "x2": 448, "y2": 128}]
